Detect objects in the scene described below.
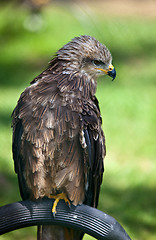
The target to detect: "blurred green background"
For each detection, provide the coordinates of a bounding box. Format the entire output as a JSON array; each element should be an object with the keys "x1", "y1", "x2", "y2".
[{"x1": 0, "y1": 0, "x2": 156, "y2": 239}]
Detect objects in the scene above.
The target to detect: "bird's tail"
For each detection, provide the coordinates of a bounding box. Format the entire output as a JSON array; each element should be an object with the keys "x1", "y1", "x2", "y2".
[
  {"x1": 37, "y1": 225, "x2": 42, "y2": 240},
  {"x1": 37, "y1": 225, "x2": 84, "y2": 240}
]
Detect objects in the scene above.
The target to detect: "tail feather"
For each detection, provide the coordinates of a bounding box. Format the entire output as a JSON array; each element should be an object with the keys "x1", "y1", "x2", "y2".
[
  {"x1": 38, "y1": 225, "x2": 84, "y2": 240},
  {"x1": 37, "y1": 225, "x2": 42, "y2": 240}
]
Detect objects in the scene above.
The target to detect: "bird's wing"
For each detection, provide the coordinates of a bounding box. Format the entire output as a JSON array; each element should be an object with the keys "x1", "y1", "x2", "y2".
[
  {"x1": 80, "y1": 96, "x2": 105, "y2": 208},
  {"x1": 12, "y1": 91, "x2": 32, "y2": 200}
]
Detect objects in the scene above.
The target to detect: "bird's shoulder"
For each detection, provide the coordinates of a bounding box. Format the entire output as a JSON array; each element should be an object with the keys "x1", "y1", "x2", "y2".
[{"x1": 12, "y1": 70, "x2": 102, "y2": 148}]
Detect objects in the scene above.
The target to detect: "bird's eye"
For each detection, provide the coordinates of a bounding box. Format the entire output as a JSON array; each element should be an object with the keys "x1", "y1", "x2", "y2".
[{"x1": 92, "y1": 60, "x2": 104, "y2": 66}]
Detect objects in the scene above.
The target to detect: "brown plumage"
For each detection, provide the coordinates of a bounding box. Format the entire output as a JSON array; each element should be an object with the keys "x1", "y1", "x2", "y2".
[{"x1": 12, "y1": 35, "x2": 116, "y2": 240}]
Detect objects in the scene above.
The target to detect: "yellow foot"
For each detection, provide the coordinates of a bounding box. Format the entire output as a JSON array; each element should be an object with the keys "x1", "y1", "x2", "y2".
[{"x1": 49, "y1": 193, "x2": 71, "y2": 216}]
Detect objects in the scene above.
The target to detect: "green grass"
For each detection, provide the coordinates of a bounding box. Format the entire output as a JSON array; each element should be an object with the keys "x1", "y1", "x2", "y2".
[{"x1": 0, "y1": 2, "x2": 156, "y2": 240}]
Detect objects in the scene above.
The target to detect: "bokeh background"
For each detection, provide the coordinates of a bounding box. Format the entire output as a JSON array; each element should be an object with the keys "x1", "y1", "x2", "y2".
[{"x1": 0, "y1": 0, "x2": 156, "y2": 239}]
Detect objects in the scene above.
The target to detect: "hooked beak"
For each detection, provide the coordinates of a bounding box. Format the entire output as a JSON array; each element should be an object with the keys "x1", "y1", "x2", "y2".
[
  {"x1": 95, "y1": 64, "x2": 116, "y2": 81},
  {"x1": 108, "y1": 66, "x2": 116, "y2": 81}
]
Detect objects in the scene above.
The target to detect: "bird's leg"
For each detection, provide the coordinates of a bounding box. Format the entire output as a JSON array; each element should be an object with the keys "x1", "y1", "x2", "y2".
[{"x1": 49, "y1": 193, "x2": 71, "y2": 216}]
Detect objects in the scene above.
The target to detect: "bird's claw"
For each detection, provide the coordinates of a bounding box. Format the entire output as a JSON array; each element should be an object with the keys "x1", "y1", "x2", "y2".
[{"x1": 49, "y1": 193, "x2": 71, "y2": 216}]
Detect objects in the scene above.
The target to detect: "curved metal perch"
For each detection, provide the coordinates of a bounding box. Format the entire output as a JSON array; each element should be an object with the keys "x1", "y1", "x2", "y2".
[{"x1": 0, "y1": 199, "x2": 131, "y2": 240}]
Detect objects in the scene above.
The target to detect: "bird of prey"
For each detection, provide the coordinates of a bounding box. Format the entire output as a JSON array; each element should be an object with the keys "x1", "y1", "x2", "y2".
[{"x1": 12, "y1": 35, "x2": 116, "y2": 240}]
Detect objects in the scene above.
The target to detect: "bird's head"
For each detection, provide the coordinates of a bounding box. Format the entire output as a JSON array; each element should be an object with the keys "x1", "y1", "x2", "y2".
[{"x1": 56, "y1": 35, "x2": 116, "y2": 80}]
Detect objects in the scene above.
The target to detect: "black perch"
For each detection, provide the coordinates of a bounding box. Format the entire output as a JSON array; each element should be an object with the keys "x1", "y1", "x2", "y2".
[{"x1": 0, "y1": 199, "x2": 132, "y2": 240}]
